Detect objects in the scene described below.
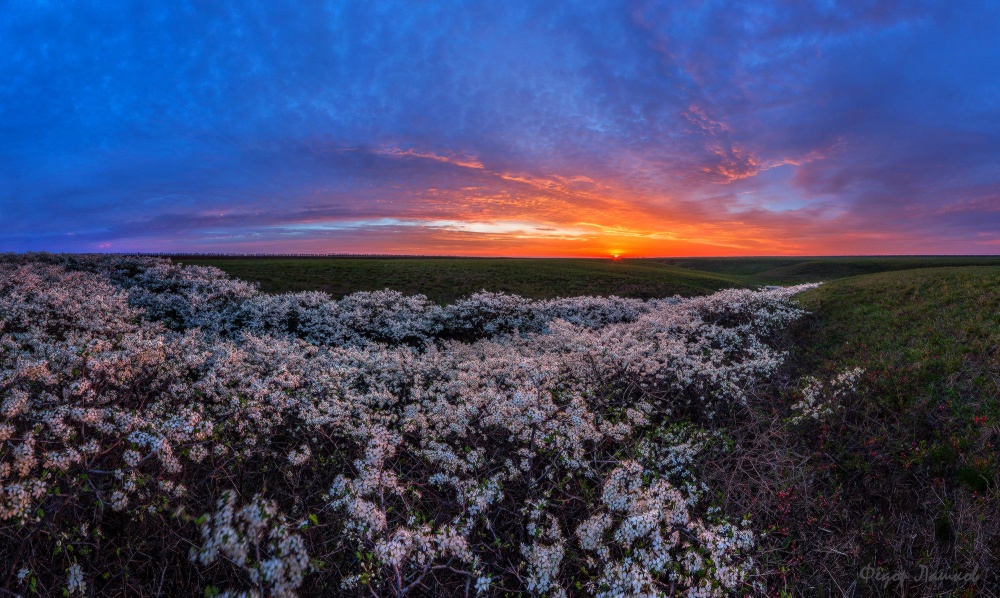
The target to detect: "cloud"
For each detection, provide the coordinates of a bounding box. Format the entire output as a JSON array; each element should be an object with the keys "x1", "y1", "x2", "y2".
[
  {"x1": 1, "y1": 1, "x2": 999, "y2": 255},
  {"x1": 375, "y1": 147, "x2": 486, "y2": 170}
]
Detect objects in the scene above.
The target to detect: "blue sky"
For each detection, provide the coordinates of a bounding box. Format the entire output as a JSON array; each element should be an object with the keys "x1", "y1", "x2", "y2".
[{"x1": 2, "y1": 1, "x2": 999, "y2": 255}]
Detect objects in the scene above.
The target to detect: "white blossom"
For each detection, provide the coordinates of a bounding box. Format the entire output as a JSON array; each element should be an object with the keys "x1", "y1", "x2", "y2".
[{"x1": 0, "y1": 254, "x2": 819, "y2": 595}]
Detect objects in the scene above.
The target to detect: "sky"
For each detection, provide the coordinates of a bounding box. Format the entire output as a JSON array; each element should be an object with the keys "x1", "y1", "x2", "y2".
[{"x1": 2, "y1": 1, "x2": 999, "y2": 257}]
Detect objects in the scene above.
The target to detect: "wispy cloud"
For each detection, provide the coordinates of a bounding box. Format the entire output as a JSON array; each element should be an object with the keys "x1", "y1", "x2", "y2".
[{"x1": 375, "y1": 147, "x2": 486, "y2": 170}]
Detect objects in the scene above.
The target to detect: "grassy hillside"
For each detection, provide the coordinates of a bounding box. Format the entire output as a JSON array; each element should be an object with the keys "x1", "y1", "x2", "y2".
[
  {"x1": 657, "y1": 256, "x2": 1000, "y2": 285},
  {"x1": 173, "y1": 257, "x2": 749, "y2": 302},
  {"x1": 734, "y1": 266, "x2": 1000, "y2": 593},
  {"x1": 794, "y1": 265, "x2": 999, "y2": 504}
]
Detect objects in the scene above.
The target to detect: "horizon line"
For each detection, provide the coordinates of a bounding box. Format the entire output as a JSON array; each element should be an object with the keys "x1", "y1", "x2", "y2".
[{"x1": 6, "y1": 251, "x2": 1000, "y2": 260}]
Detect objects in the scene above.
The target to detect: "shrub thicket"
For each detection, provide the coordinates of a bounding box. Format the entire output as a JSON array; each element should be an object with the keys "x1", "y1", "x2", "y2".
[{"x1": 1, "y1": 254, "x2": 827, "y2": 596}]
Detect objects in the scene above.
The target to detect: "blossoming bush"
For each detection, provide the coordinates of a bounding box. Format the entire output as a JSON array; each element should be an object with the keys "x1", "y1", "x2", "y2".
[{"x1": 0, "y1": 254, "x2": 818, "y2": 596}]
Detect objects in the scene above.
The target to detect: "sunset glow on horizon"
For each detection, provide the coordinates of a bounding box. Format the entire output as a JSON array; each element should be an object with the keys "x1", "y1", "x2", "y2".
[{"x1": 3, "y1": 2, "x2": 1000, "y2": 256}]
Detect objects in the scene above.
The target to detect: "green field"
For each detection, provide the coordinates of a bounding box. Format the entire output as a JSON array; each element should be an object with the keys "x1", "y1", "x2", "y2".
[
  {"x1": 173, "y1": 255, "x2": 1000, "y2": 302},
  {"x1": 659, "y1": 255, "x2": 1000, "y2": 284},
  {"x1": 173, "y1": 257, "x2": 749, "y2": 302}
]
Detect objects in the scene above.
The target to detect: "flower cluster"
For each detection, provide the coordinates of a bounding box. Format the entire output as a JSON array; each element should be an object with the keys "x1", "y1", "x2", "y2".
[
  {"x1": 788, "y1": 367, "x2": 864, "y2": 425},
  {"x1": 194, "y1": 492, "x2": 310, "y2": 598},
  {"x1": 0, "y1": 254, "x2": 818, "y2": 596},
  {"x1": 575, "y1": 460, "x2": 754, "y2": 596}
]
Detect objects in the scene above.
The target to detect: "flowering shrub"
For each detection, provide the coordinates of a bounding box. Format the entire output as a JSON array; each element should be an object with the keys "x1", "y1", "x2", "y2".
[
  {"x1": 787, "y1": 367, "x2": 864, "y2": 425},
  {"x1": 0, "y1": 254, "x2": 818, "y2": 596}
]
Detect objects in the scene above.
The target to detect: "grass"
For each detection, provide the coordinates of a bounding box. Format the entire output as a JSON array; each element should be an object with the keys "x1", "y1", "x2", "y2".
[
  {"x1": 748, "y1": 266, "x2": 1000, "y2": 593},
  {"x1": 793, "y1": 266, "x2": 1000, "y2": 496},
  {"x1": 658, "y1": 256, "x2": 1000, "y2": 285},
  {"x1": 172, "y1": 257, "x2": 749, "y2": 303},
  {"x1": 794, "y1": 265, "x2": 1000, "y2": 402},
  {"x1": 174, "y1": 255, "x2": 1000, "y2": 302}
]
